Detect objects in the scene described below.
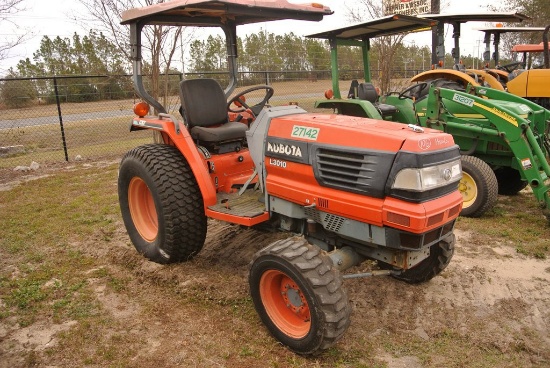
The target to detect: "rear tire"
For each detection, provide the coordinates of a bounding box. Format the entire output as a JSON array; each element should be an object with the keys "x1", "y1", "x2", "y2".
[
  {"x1": 249, "y1": 238, "x2": 351, "y2": 355},
  {"x1": 118, "y1": 144, "x2": 207, "y2": 264},
  {"x1": 459, "y1": 156, "x2": 498, "y2": 217},
  {"x1": 494, "y1": 167, "x2": 528, "y2": 195},
  {"x1": 385, "y1": 234, "x2": 455, "y2": 284}
]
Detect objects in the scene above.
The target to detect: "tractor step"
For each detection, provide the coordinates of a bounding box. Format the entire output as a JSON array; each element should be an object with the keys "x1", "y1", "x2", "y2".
[{"x1": 209, "y1": 189, "x2": 266, "y2": 218}]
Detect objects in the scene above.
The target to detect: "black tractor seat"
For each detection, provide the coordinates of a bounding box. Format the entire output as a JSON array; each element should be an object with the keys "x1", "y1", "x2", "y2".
[
  {"x1": 179, "y1": 78, "x2": 248, "y2": 144},
  {"x1": 356, "y1": 82, "x2": 398, "y2": 118}
]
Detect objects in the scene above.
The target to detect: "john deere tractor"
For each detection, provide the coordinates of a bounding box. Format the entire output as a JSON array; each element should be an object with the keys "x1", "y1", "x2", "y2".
[
  {"x1": 309, "y1": 14, "x2": 550, "y2": 222},
  {"x1": 118, "y1": 1, "x2": 463, "y2": 355}
]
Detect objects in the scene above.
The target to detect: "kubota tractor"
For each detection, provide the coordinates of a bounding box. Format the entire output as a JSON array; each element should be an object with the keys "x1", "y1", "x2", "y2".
[
  {"x1": 118, "y1": 1, "x2": 463, "y2": 354},
  {"x1": 308, "y1": 15, "x2": 550, "y2": 222}
]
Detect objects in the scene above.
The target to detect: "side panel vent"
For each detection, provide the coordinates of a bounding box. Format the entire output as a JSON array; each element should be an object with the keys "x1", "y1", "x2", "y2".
[
  {"x1": 317, "y1": 197, "x2": 329, "y2": 209},
  {"x1": 324, "y1": 213, "x2": 345, "y2": 232}
]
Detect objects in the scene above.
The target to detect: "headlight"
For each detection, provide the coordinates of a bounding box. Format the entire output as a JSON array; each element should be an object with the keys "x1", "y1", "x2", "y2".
[{"x1": 392, "y1": 159, "x2": 462, "y2": 192}]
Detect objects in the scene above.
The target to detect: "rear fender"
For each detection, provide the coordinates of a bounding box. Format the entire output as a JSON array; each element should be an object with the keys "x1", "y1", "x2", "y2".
[
  {"x1": 411, "y1": 69, "x2": 480, "y2": 89},
  {"x1": 130, "y1": 116, "x2": 217, "y2": 207}
]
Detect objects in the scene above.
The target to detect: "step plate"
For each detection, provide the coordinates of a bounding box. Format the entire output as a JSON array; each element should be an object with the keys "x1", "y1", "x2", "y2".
[{"x1": 208, "y1": 190, "x2": 265, "y2": 218}]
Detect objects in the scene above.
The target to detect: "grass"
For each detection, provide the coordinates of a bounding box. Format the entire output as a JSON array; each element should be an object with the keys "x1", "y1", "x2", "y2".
[
  {"x1": 0, "y1": 116, "x2": 151, "y2": 169},
  {"x1": 1, "y1": 163, "x2": 549, "y2": 367},
  {"x1": 456, "y1": 190, "x2": 550, "y2": 259},
  {"x1": 0, "y1": 78, "x2": 395, "y2": 171},
  {"x1": 1, "y1": 79, "x2": 550, "y2": 365},
  {"x1": 0, "y1": 79, "x2": 338, "y2": 174}
]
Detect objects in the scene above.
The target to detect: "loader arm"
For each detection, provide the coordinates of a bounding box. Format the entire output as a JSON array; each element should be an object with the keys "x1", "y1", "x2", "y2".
[{"x1": 424, "y1": 86, "x2": 550, "y2": 218}]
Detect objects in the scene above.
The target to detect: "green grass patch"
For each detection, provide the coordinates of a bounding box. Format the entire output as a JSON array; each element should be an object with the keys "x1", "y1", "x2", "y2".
[
  {"x1": 0, "y1": 163, "x2": 119, "y2": 326},
  {"x1": 456, "y1": 191, "x2": 550, "y2": 259}
]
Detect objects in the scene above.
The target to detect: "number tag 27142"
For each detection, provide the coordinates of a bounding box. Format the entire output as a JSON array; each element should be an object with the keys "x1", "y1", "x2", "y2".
[{"x1": 291, "y1": 125, "x2": 319, "y2": 141}]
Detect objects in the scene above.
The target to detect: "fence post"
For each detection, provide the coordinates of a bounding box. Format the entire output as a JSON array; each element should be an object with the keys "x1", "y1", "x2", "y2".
[{"x1": 53, "y1": 76, "x2": 69, "y2": 161}]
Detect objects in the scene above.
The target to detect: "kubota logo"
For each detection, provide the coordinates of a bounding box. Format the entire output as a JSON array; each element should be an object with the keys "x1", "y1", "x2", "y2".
[{"x1": 267, "y1": 142, "x2": 303, "y2": 158}]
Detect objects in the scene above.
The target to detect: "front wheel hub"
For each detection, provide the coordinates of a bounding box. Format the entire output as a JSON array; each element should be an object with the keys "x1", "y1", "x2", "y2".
[{"x1": 260, "y1": 270, "x2": 311, "y2": 338}]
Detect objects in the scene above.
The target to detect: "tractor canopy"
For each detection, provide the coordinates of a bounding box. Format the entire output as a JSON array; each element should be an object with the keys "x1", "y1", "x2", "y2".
[
  {"x1": 121, "y1": 0, "x2": 332, "y2": 26},
  {"x1": 417, "y1": 12, "x2": 530, "y2": 67},
  {"x1": 121, "y1": 0, "x2": 332, "y2": 113},
  {"x1": 307, "y1": 14, "x2": 437, "y2": 100},
  {"x1": 306, "y1": 13, "x2": 436, "y2": 40},
  {"x1": 512, "y1": 42, "x2": 550, "y2": 53},
  {"x1": 475, "y1": 26, "x2": 546, "y2": 67}
]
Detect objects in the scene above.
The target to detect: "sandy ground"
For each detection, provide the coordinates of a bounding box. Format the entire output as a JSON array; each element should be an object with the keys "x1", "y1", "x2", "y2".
[
  {"x1": 1, "y1": 216, "x2": 549, "y2": 367},
  {"x1": 0, "y1": 160, "x2": 549, "y2": 367}
]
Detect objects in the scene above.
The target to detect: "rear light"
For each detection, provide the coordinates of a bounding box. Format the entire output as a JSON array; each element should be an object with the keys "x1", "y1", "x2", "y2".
[
  {"x1": 392, "y1": 159, "x2": 462, "y2": 192},
  {"x1": 134, "y1": 102, "x2": 149, "y2": 117}
]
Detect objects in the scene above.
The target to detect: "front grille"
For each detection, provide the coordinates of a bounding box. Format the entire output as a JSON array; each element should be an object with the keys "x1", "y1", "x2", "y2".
[{"x1": 314, "y1": 147, "x2": 394, "y2": 198}]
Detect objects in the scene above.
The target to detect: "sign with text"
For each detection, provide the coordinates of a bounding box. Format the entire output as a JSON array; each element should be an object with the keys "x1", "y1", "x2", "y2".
[{"x1": 383, "y1": 0, "x2": 431, "y2": 16}]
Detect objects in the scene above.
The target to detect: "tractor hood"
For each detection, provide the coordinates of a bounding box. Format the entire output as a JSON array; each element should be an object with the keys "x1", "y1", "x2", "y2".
[{"x1": 267, "y1": 113, "x2": 457, "y2": 154}]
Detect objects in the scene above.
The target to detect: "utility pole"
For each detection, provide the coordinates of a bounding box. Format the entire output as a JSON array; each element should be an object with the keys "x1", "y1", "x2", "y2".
[{"x1": 431, "y1": 0, "x2": 441, "y2": 66}]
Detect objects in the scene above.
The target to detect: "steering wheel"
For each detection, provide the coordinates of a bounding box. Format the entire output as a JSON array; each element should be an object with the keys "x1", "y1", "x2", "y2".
[
  {"x1": 496, "y1": 61, "x2": 524, "y2": 74},
  {"x1": 398, "y1": 82, "x2": 428, "y2": 100},
  {"x1": 227, "y1": 85, "x2": 274, "y2": 117}
]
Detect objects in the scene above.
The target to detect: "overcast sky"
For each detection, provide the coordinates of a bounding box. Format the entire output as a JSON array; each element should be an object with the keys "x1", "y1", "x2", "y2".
[{"x1": 1, "y1": 0, "x2": 504, "y2": 75}]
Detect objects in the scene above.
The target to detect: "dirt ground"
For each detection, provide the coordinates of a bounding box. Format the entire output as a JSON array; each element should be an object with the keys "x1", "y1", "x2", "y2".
[{"x1": 1, "y1": 164, "x2": 549, "y2": 367}]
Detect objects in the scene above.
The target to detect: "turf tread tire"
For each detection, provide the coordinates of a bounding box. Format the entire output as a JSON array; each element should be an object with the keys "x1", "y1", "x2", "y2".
[
  {"x1": 494, "y1": 167, "x2": 528, "y2": 195},
  {"x1": 460, "y1": 156, "x2": 498, "y2": 217},
  {"x1": 118, "y1": 144, "x2": 207, "y2": 264},
  {"x1": 249, "y1": 238, "x2": 351, "y2": 355}
]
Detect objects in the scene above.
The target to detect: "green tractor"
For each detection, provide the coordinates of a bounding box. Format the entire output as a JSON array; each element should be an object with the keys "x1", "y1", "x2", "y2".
[{"x1": 308, "y1": 14, "x2": 550, "y2": 222}]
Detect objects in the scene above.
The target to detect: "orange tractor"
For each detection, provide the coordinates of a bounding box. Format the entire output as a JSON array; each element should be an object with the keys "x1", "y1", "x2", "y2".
[{"x1": 118, "y1": 0, "x2": 463, "y2": 354}]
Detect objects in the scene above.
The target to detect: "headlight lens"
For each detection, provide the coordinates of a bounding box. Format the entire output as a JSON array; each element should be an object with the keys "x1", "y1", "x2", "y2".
[{"x1": 392, "y1": 159, "x2": 462, "y2": 191}]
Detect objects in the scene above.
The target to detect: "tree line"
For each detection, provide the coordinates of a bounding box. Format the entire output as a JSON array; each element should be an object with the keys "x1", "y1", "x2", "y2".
[
  {"x1": 1, "y1": 0, "x2": 549, "y2": 109},
  {"x1": 0, "y1": 29, "x2": 439, "y2": 108}
]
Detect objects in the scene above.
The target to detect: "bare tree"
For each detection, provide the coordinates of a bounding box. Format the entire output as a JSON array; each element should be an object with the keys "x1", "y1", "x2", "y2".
[
  {"x1": 75, "y1": 0, "x2": 191, "y2": 109},
  {"x1": 0, "y1": 0, "x2": 27, "y2": 62},
  {"x1": 343, "y1": 0, "x2": 449, "y2": 93},
  {"x1": 343, "y1": 0, "x2": 407, "y2": 94},
  {"x1": 489, "y1": 0, "x2": 550, "y2": 60}
]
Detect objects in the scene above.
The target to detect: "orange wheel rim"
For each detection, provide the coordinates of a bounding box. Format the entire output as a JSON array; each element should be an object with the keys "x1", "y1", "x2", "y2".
[
  {"x1": 128, "y1": 177, "x2": 158, "y2": 242},
  {"x1": 259, "y1": 269, "x2": 311, "y2": 338}
]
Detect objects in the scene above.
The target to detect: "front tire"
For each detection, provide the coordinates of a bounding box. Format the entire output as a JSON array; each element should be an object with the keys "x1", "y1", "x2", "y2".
[
  {"x1": 494, "y1": 167, "x2": 528, "y2": 195},
  {"x1": 118, "y1": 144, "x2": 207, "y2": 264},
  {"x1": 385, "y1": 234, "x2": 455, "y2": 284},
  {"x1": 249, "y1": 238, "x2": 351, "y2": 355},
  {"x1": 459, "y1": 156, "x2": 498, "y2": 217}
]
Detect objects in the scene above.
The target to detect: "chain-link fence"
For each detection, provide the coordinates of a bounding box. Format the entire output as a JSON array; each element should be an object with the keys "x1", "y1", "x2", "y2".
[{"x1": 0, "y1": 69, "x2": 423, "y2": 182}]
